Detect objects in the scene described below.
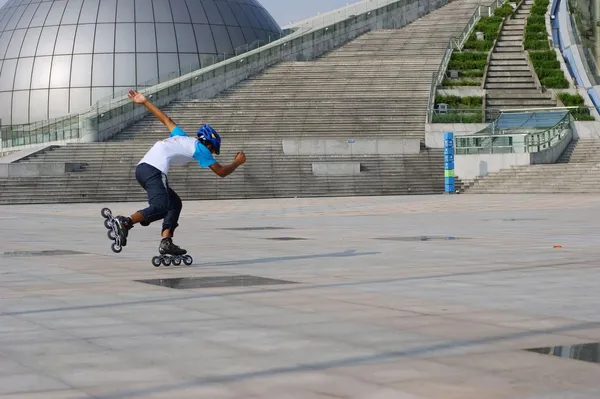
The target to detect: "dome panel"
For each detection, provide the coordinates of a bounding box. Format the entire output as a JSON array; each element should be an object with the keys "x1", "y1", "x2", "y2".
[{"x1": 0, "y1": 0, "x2": 282, "y2": 125}]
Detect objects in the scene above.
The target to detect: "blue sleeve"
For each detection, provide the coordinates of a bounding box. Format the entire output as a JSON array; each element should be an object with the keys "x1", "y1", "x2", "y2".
[
  {"x1": 170, "y1": 126, "x2": 188, "y2": 137},
  {"x1": 193, "y1": 141, "x2": 217, "y2": 168}
]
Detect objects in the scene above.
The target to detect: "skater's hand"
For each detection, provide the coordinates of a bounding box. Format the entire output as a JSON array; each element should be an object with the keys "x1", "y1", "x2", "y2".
[
  {"x1": 234, "y1": 151, "x2": 246, "y2": 166},
  {"x1": 128, "y1": 89, "x2": 147, "y2": 104}
]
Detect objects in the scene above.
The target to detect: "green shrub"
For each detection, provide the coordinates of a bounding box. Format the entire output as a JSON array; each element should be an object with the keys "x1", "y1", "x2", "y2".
[
  {"x1": 461, "y1": 70, "x2": 484, "y2": 78},
  {"x1": 442, "y1": 78, "x2": 481, "y2": 86},
  {"x1": 436, "y1": 96, "x2": 483, "y2": 108},
  {"x1": 540, "y1": 76, "x2": 569, "y2": 88},
  {"x1": 432, "y1": 112, "x2": 483, "y2": 123},
  {"x1": 463, "y1": 39, "x2": 494, "y2": 51},
  {"x1": 529, "y1": 51, "x2": 558, "y2": 61},
  {"x1": 448, "y1": 57, "x2": 487, "y2": 70},
  {"x1": 557, "y1": 93, "x2": 585, "y2": 106},
  {"x1": 494, "y1": 3, "x2": 514, "y2": 17}
]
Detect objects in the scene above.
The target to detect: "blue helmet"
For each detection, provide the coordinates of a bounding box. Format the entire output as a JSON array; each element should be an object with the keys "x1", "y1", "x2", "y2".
[{"x1": 196, "y1": 124, "x2": 221, "y2": 155}]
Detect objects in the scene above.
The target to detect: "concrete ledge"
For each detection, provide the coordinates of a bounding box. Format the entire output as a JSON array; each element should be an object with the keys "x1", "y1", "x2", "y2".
[
  {"x1": 572, "y1": 121, "x2": 600, "y2": 140},
  {"x1": 456, "y1": 153, "x2": 531, "y2": 180},
  {"x1": 312, "y1": 162, "x2": 361, "y2": 176},
  {"x1": 0, "y1": 162, "x2": 86, "y2": 178},
  {"x1": 425, "y1": 123, "x2": 489, "y2": 148},
  {"x1": 283, "y1": 139, "x2": 421, "y2": 155},
  {"x1": 0, "y1": 145, "x2": 58, "y2": 164}
]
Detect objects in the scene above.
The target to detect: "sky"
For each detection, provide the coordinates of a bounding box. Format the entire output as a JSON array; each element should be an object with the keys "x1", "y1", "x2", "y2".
[
  {"x1": 260, "y1": 0, "x2": 359, "y2": 26},
  {"x1": 0, "y1": 0, "x2": 358, "y2": 26}
]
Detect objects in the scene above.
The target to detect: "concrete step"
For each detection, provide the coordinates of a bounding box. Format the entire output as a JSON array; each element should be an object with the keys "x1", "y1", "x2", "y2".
[
  {"x1": 486, "y1": 99, "x2": 558, "y2": 106},
  {"x1": 486, "y1": 90, "x2": 551, "y2": 99},
  {"x1": 496, "y1": 40, "x2": 524, "y2": 47},
  {"x1": 486, "y1": 77, "x2": 535, "y2": 84},
  {"x1": 485, "y1": 82, "x2": 538, "y2": 89},
  {"x1": 489, "y1": 59, "x2": 528, "y2": 66},
  {"x1": 494, "y1": 47, "x2": 523, "y2": 53},
  {"x1": 487, "y1": 71, "x2": 533, "y2": 77}
]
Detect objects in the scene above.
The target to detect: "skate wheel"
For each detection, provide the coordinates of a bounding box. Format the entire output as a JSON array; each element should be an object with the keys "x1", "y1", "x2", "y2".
[
  {"x1": 161, "y1": 257, "x2": 172, "y2": 266},
  {"x1": 151, "y1": 256, "x2": 161, "y2": 267},
  {"x1": 101, "y1": 208, "x2": 112, "y2": 218},
  {"x1": 111, "y1": 242, "x2": 122, "y2": 253},
  {"x1": 173, "y1": 258, "x2": 181, "y2": 266},
  {"x1": 104, "y1": 219, "x2": 112, "y2": 229},
  {"x1": 183, "y1": 255, "x2": 193, "y2": 266},
  {"x1": 107, "y1": 230, "x2": 117, "y2": 240}
]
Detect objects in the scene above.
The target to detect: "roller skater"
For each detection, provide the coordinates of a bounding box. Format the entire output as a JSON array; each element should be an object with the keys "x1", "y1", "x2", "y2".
[{"x1": 103, "y1": 89, "x2": 246, "y2": 266}]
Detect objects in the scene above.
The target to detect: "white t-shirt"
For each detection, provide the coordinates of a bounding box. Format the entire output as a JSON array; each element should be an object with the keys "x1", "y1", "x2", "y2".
[{"x1": 138, "y1": 126, "x2": 217, "y2": 175}]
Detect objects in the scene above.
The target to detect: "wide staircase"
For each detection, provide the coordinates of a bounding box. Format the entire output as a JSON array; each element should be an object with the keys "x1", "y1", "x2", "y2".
[
  {"x1": 464, "y1": 139, "x2": 600, "y2": 193},
  {"x1": 484, "y1": 0, "x2": 556, "y2": 119},
  {"x1": 0, "y1": 0, "x2": 487, "y2": 204}
]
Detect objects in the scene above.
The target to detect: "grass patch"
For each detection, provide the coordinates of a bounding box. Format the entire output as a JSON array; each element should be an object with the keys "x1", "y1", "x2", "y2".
[
  {"x1": 433, "y1": 96, "x2": 483, "y2": 123},
  {"x1": 524, "y1": 0, "x2": 570, "y2": 88},
  {"x1": 557, "y1": 93, "x2": 595, "y2": 120}
]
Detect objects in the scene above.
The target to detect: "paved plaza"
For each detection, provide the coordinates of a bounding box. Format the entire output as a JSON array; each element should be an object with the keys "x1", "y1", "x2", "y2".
[{"x1": 1, "y1": 194, "x2": 600, "y2": 398}]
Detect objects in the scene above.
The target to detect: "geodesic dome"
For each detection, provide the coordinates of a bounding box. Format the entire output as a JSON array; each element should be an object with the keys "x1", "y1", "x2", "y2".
[{"x1": 0, "y1": 0, "x2": 281, "y2": 125}]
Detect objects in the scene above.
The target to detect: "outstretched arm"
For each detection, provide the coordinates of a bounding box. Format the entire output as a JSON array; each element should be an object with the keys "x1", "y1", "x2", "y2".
[
  {"x1": 209, "y1": 152, "x2": 246, "y2": 178},
  {"x1": 128, "y1": 89, "x2": 176, "y2": 132}
]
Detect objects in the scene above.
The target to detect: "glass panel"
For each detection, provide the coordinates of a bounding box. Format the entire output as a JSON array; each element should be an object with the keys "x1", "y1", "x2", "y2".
[
  {"x1": 69, "y1": 87, "x2": 91, "y2": 113},
  {"x1": 184, "y1": 0, "x2": 208, "y2": 23},
  {"x1": 16, "y1": 3, "x2": 38, "y2": 29},
  {"x1": 36, "y1": 25, "x2": 59, "y2": 56},
  {"x1": 193, "y1": 24, "x2": 215, "y2": 53},
  {"x1": 253, "y1": 28, "x2": 266, "y2": 42},
  {"x1": 92, "y1": 53, "x2": 113, "y2": 85},
  {"x1": 50, "y1": 54, "x2": 72, "y2": 88},
  {"x1": 170, "y1": 0, "x2": 191, "y2": 23},
  {"x1": 0, "y1": 92, "x2": 13, "y2": 125},
  {"x1": 241, "y1": 26, "x2": 255, "y2": 43},
  {"x1": 114, "y1": 23, "x2": 134, "y2": 52},
  {"x1": 70, "y1": 53, "x2": 92, "y2": 86},
  {"x1": 12, "y1": 90, "x2": 29, "y2": 124},
  {"x1": 202, "y1": 0, "x2": 223, "y2": 24},
  {"x1": 19, "y1": 27, "x2": 42, "y2": 57},
  {"x1": 155, "y1": 22, "x2": 176, "y2": 52},
  {"x1": 174, "y1": 23, "x2": 195, "y2": 52},
  {"x1": 0, "y1": 59, "x2": 17, "y2": 91},
  {"x1": 135, "y1": 0, "x2": 154, "y2": 22},
  {"x1": 78, "y1": 0, "x2": 100, "y2": 24},
  {"x1": 54, "y1": 24, "x2": 76, "y2": 54},
  {"x1": 48, "y1": 88, "x2": 69, "y2": 118},
  {"x1": 158, "y1": 52, "x2": 178, "y2": 79},
  {"x1": 0, "y1": 31, "x2": 13, "y2": 58},
  {"x1": 116, "y1": 0, "x2": 134, "y2": 22},
  {"x1": 73, "y1": 23, "x2": 96, "y2": 54},
  {"x1": 248, "y1": 6, "x2": 267, "y2": 30},
  {"x1": 136, "y1": 23, "x2": 156, "y2": 52},
  {"x1": 29, "y1": 89, "x2": 48, "y2": 122},
  {"x1": 91, "y1": 86, "x2": 112, "y2": 103},
  {"x1": 152, "y1": 0, "x2": 173, "y2": 22},
  {"x1": 61, "y1": 0, "x2": 84, "y2": 25},
  {"x1": 0, "y1": 8, "x2": 16, "y2": 32},
  {"x1": 113, "y1": 53, "x2": 135, "y2": 86},
  {"x1": 13, "y1": 56, "x2": 34, "y2": 90},
  {"x1": 31, "y1": 55, "x2": 52, "y2": 89},
  {"x1": 94, "y1": 23, "x2": 115, "y2": 53},
  {"x1": 178, "y1": 53, "x2": 198, "y2": 71},
  {"x1": 215, "y1": 1, "x2": 237, "y2": 25},
  {"x1": 226, "y1": 25, "x2": 245, "y2": 49},
  {"x1": 5, "y1": 29, "x2": 26, "y2": 58},
  {"x1": 29, "y1": 1, "x2": 52, "y2": 27},
  {"x1": 97, "y1": 0, "x2": 117, "y2": 22},
  {"x1": 5, "y1": 5, "x2": 26, "y2": 31},
  {"x1": 136, "y1": 53, "x2": 157, "y2": 84},
  {"x1": 240, "y1": 4, "x2": 259, "y2": 27},
  {"x1": 210, "y1": 25, "x2": 231, "y2": 54},
  {"x1": 229, "y1": 3, "x2": 250, "y2": 27},
  {"x1": 45, "y1": 0, "x2": 68, "y2": 25}
]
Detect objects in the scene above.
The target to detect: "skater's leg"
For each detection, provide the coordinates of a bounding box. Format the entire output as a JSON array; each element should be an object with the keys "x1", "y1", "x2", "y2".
[
  {"x1": 135, "y1": 163, "x2": 170, "y2": 225},
  {"x1": 158, "y1": 187, "x2": 187, "y2": 256},
  {"x1": 161, "y1": 187, "x2": 182, "y2": 238},
  {"x1": 114, "y1": 163, "x2": 169, "y2": 243}
]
